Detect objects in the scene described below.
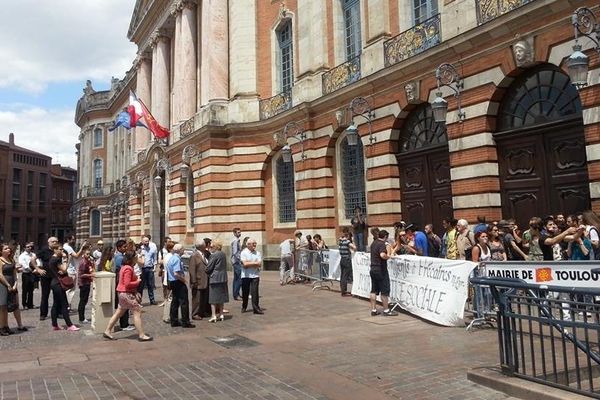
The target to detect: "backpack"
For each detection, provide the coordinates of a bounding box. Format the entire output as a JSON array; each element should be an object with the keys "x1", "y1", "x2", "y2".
[{"x1": 428, "y1": 234, "x2": 441, "y2": 258}]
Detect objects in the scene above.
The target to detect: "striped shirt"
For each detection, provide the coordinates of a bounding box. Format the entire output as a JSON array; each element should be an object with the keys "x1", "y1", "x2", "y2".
[{"x1": 338, "y1": 238, "x2": 352, "y2": 259}]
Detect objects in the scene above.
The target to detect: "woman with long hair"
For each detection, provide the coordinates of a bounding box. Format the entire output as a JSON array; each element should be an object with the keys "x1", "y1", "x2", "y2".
[
  {"x1": 0, "y1": 244, "x2": 27, "y2": 335},
  {"x1": 206, "y1": 240, "x2": 229, "y2": 322},
  {"x1": 103, "y1": 250, "x2": 152, "y2": 341},
  {"x1": 98, "y1": 246, "x2": 114, "y2": 272},
  {"x1": 48, "y1": 244, "x2": 79, "y2": 332},
  {"x1": 471, "y1": 231, "x2": 492, "y2": 262},
  {"x1": 487, "y1": 225, "x2": 507, "y2": 261},
  {"x1": 582, "y1": 210, "x2": 600, "y2": 259}
]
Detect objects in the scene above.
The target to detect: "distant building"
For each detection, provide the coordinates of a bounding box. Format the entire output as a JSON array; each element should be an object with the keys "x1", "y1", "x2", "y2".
[
  {"x1": 0, "y1": 133, "x2": 52, "y2": 247},
  {"x1": 50, "y1": 165, "x2": 77, "y2": 243}
]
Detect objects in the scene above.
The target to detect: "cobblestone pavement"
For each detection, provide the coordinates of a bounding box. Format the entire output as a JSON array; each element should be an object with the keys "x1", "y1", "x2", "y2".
[{"x1": 0, "y1": 272, "x2": 518, "y2": 399}]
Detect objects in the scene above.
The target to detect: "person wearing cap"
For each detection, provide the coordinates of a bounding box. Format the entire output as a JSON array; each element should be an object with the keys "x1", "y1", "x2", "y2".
[
  {"x1": 404, "y1": 224, "x2": 429, "y2": 256},
  {"x1": 93, "y1": 240, "x2": 104, "y2": 270},
  {"x1": 499, "y1": 220, "x2": 528, "y2": 261}
]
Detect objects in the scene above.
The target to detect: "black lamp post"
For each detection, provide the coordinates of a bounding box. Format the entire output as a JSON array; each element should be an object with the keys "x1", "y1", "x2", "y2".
[{"x1": 432, "y1": 63, "x2": 465, "y2": 124}]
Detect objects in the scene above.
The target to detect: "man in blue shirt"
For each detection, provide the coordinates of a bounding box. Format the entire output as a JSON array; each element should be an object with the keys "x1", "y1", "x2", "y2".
[
  {"x1": 406, "y1": 224, "x2": 429, "y2": 257},
  {"x1": 139, "y1": 236, "x2": 157, "y2": 305},
  {"x1": 167, "y1": 244, "x2": 194, "y2": 328}
]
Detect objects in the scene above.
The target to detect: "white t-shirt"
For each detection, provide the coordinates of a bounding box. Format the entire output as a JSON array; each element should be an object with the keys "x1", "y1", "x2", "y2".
[
  {"x1": 241, "y1": 248, "x2": 261, "y2": 278},
  {"x1": 587, "y1": 226, "x2": 599, "y2": 243},
  {"x1": 63, "y1": 243, "x2": 79, "y2": 275},
  {"x1": 280, "y1": 240, "x2": 292, "y2": 256},
  {"x1": 18, "y1": 251, "x2": 33, "y2": 273},
  {"x1": 92, "y1": 249, "x2": 102, "y2": 267}
]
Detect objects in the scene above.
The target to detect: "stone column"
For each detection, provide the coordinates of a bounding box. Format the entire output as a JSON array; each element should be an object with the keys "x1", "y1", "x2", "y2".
[
  {"x1": 172, "y1": 9, "x2": 182, "y2": 124},
  {"x1": 180, "y1": 1, "x2": 197, "y2": 119},
  {"x1": 200, "y1": 0, "x2": 229, "y2": 105},
  {"x1": 229, "y1": 0, "x2": 257, "y2": 97},
  {"x1": 150, "y1": 31, "x2": 171, "y2": 131}
]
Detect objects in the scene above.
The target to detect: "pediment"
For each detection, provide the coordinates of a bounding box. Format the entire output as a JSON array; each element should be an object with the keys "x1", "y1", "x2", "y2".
[{"x1": 127, "y1": 0, "x2": 149, "y2": 40}]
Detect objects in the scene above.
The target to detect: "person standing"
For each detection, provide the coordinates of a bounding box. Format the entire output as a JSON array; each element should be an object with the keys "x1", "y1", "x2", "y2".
[
  {"x1": 206, "y1": 240, "x2": 229, "y2": 322},
  {"x1": 240, "y1": 238, "x2": 264, "y2": 314},
  {"x1": 231, "y1": 228, "x2": 242, "y2": 301},
  {"x1": 48, "y1": 245, "x2": 79, "y2": 332},
  {"x1": 279, "y1": 235, "x2": 294, "y2": 285},
  {"x1": 112, "y1": 240, "x2": 134, "y2": 331},
  {"x1": 63, "y1": 235, "x2": 89, "y2": 308},
  {"x1": 77, "y1": 249, "x2": 95, "y2": 324},
  {"x1": 351, "y1": 207, "x2": 367, "y2": 252},
  {"x1": 18, "y1": 242, "x2": 36, "y2": 309},
  {"x1": 167, "y1": 244, "x2": 195, "y2": 328},
  {"x1": 92, "y1": 240, "x2": 103, "y2": 270},
  {"x1": 455, "y1": 219, "x2": 475, "y2": 260},
  {"x1": 338, "y1": 231, "x2": 356, "y2": 297},
  {"x1": 139, "y1": 236, "x2": 157, "y2": 305},
  {"x1": 369, "y1": 230, "x2": 397, "y2": 317},
  {"x1": 37, "y1": 237, "x2": 57, "y2": 321},
  {"x1": 189, "y1": 241, "x2": 210, "y2": 320},
  {"x1": 0, "y1": 244, "x2": 27, "y2": 334}
]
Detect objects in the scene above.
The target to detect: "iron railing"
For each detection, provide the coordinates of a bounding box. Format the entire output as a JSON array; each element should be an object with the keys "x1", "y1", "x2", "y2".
[
  {"x1": 259, "y1": 90, "x2": 292, "y2": 120},
  {"x1": 384, "y1": 14, "x2": 441, "y2": 68},
  {"x1": 475, "y1": 0, "x2": 535, "y2": 25},
  {"x1": 471, "y1": 276, "x2": 600, "y2": 398},
  {"x1": 322, "y1": 55, "x2": 361, "y2": 95}
]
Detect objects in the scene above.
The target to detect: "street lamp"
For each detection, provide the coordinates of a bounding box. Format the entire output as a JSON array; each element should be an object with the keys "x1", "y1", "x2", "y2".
[
  {"x1": 154, "y1": 157, "x2": 171, "y2": 189},
  {"x1": 568, "y1": 7, "x2": 600, "y2": 89},
  {"x1": 432, "y1": 63, "x2": 465, "y2": 124},
  {"x1": 282, "y1": 121, "x2": 307, "y2": 163},
  {"x1": 346, "y1": 96, "x2": 375, "y2": 145},
  {"x1": 180, "y1": 144, "x2": 200, "y2": 183}
]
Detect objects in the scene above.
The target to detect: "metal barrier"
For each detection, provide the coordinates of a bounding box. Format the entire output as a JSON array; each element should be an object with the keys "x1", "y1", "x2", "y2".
[
  {"x1": 294, "y1": 249, "x2": 334, "y2": 291},
  {"x1": 471, "y1": 276, "x2": 600, "y2": 398},
  {"x1": 466, "y1": 263, "x2": 497, "y2": 331}
]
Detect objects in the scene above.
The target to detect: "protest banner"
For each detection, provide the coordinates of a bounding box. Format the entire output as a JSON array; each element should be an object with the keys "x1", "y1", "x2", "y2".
[
  {"x1": 351, "y1": 252, "x2": 476, "y2": 327},
  {"x1": 327, "y1": 249, "x2": 341, "y2": 281},
  {"x1": 483, "y1": 261, "x2": 600, "y2": 288}
]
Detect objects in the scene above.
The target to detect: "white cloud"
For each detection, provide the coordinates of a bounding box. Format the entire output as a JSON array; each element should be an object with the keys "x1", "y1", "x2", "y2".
[
  {"x1": 0, "y1": 106, "x2": 79, "y2": 168},
  {"x1": 0, "y1": 0, "x2": 136, "y2": 93}
]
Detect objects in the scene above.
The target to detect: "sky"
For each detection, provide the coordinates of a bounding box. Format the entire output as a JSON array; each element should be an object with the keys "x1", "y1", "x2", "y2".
[{"x1": 0, "y1": 0, "x2": 137, "y2": 168}]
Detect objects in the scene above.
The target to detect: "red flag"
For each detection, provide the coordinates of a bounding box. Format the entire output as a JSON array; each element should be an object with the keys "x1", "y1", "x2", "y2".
[{"x1": 131, "y1": 91, "x2": 170, "y2": 139}]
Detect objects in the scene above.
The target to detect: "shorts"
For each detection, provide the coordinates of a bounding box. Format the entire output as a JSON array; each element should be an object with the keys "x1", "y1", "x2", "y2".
[{"x1": 370, "y1": 267, "x2": 390, "y2": 296}]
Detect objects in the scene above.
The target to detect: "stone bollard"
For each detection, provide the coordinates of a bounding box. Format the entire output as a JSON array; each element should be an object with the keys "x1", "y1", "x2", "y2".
[{"x1": 91, "y1": 271, "x2": 115, "y2": 333}]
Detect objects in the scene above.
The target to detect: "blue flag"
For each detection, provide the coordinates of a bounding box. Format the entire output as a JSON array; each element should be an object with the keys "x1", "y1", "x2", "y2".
[{"x1": 108, "y1": 111, "x2": 147, "y2": 132}]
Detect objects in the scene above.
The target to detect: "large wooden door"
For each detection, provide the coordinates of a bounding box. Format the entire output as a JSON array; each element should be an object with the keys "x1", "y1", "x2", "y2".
[
  {"x1": 397, "y1": 104, "x2": 452, "y2": 236},
  {"x1": 398, "y1": 147, "x2": 452, "y2": 235},
  {"x1": 496, "y1": 65, "x2": 590, "y2": 228}
]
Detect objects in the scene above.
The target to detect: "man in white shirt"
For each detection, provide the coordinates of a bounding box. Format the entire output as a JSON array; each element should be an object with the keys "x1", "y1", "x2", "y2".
[
  {"x1": 279, "y1": 237, "x2": 294, "y2": 285},
  {"x1": 18, "y1": 242, "x2": 36, "y2": 309},
  {"x1": 240, "y1": 238, "x2": 264, "y2": 314},
  {"x1": 63, "y1": 235, "x2": 89, "y2": 307},
  {"x1": 92, "y1": 240, "x2": 103, "y2": 270}
]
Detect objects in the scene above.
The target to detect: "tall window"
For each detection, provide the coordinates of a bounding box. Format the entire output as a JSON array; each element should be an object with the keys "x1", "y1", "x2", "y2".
[
  {"x1": 276, "y1": 157, "x2": 296, "y2": 223},
  {"x1": 90, "y1": 209, "x2": 101, "y2": 236},
  {"x1": 93, "y1": 128, "x2": 103, "y2": 148},
  {"x1": 342, "y1": 0, "x2": 362, "y2": 60},
  {"x1": 27, "y1": 171, "x2": 33, "y2": 212},
  {"x1": 93, "y1": 159, "x2": 103, "y2": 189},
  {"x1": 278, "y1": 21, "x2": 294, "y2": 93},
  {"x1": 341, "y1": 136, "x2": 366, "y2": 218},
  {"x1": 413, "y1": 0, "x2": 438, "y2": 25},
  {"x1": 12, "y1": 168, "x2": 21, "y2": 209}
]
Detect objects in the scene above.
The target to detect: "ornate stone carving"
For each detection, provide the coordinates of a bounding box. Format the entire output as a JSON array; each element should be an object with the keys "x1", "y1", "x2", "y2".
[
  {"x1": 404, "y1": 81, "x2": 420, "y2": 103},
  {"x1": 476, "y1": 0, "x2": 533, "y2": 25},
  {"x1": 512, "y1": 38, "x2": 534, "y2": 67},
  {"x1": 384, "y1": 14, "x2": 441, "y2": 68},
  {"x1": 83, "y1": 80, "x2": 95, "y2": 97},
  {"x1": 259, "y1": 91, "x2": 292, "y2": 120},
  {"x1": 322, "y1": 55, "x2": 361, "y2": 95},
  {"x1": 150, "y1": 29, "x2": 171, "y2": 48}
]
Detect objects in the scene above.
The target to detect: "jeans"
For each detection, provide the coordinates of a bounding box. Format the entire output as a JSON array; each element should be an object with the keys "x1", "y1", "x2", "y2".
[
  {"x1": 39, "y1": 277, "x2": 52, "y2": 318},
  {"x1": 138, "y1": 267, "x2": 155, "y2": 303},
  {"x1": 50, "y1": 284, "x2": 72, "y2": 327},
  {"x1": 78, "y1": 285, "x2": 90, "y2": 322},
  {"x1": 241, "y1": 277, "x2": 260, "y2": 312},
  {"x1": 355, "y1": 232, "x2": 365, "y2": 252},
  {"x1": 21, "y1": 272, "x2": 35, "y2": 308},
  {"x1": 339, "y1": 257, "x2": 352, "y2": 294},
  {"x1": 232, "y1": 262, "x2": 242, "y2": 298},
  {"x1": 279, "y1": 254, "x2": 294, "y2": 283},
  {"x1": 169, "y1": 280, "x2": 190, "y2": 324}
]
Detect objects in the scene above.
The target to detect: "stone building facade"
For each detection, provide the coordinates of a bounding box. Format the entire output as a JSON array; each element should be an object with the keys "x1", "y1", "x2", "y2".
[{"x1": 74, "y1": 0, "x2": 600, "y2": 256}]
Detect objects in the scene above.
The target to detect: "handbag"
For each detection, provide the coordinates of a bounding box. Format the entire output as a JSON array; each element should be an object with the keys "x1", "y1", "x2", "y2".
[{"x1": 58, "y1": 274, "x2": 75, "y2": 291}]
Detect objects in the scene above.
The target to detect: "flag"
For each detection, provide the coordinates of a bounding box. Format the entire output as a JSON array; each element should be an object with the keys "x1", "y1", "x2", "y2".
[
  {"x1": 108, "y1": 110, "x2": 147, "y2": 132},
  {"x1": 130, "y1": 90, "x2": 170, "y2": 139},
  {"x1": 535, "y1": 268, "x2": 553, "y2": 283}
]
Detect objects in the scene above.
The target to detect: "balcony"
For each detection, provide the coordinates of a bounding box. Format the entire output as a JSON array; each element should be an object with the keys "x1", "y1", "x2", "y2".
[
  {"x1": 476, "y1": 0, "x2": 535, "y2": 25},
  {"x1": 259, "y1": 91, "x2": 292, "y2": 120},
  {"x1": 384, "y1": 14, "x2": 441, "y2": 68},
  {"x1": 322, "y1": 55, "x2": 361, "y2": 95}
]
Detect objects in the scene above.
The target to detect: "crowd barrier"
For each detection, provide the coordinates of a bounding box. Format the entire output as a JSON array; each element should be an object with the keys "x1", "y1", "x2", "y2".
[{"x1": 293, "y1": 249, "x2": 334, "y2": 291}]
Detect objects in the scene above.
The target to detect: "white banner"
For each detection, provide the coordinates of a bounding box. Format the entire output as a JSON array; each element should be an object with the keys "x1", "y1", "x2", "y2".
[
  {"x1": 483, "y1": 261, "x2": 600, "y2": 288},
  {"x1": 327, "y1": 249, "x2": 341, "y2": 281},
  {"x1": 351, "y1": 252, "x2": 477, "y2": 327}
]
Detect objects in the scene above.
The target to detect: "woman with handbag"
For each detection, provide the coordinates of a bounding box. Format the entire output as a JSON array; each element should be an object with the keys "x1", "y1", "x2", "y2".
[
  {"x1": 206, "y1": 240, "x2": 229, "y2": 322},
  {"x1": 48, "y1": 245, "x2": 79, "y2": 332},
  {"x1": 0, "y1": 244, "x2": 27, "y2": 335},
  {"x1": 103, "y1": 251, "x2": 152, "y2": 341}
]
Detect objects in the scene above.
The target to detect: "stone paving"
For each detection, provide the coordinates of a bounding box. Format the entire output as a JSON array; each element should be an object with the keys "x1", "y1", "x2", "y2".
[{"x1": 0, "y1": 272, "x2": 520, "y2": 399}]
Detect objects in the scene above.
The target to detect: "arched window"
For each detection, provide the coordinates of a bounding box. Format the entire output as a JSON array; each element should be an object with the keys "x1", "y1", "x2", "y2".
[
  {"x1": 93, "y1": 128, "x2": 103, "y2": 148},
  {"x1": 498, "y1": 65, "x2": 582, "y2": 131},
  {"x1": 399, "y1": 104, "x2": 447, "y2": 153},
  {"x1": 278, "y1": 20, "x2": 294, "y2": 93},
  {"x1": 90, "y1": 209, "x2": 101, "y2": 236},
  {"x1": 341, "y1": 136, "x2": 366, "y2": 218},
  {"x1": 342, "y1": 0, "x2": 361, "y2": 60},
  {"x1": 93, "y1": 159, "x2": 103, "y2": 189},
  {"x1": 276, "y1": 157, "x2": 296, "y2": 223}
]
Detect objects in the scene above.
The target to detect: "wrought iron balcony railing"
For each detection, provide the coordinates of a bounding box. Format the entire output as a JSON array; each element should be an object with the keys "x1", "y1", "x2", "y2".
[
  {"x1": 476, "y1": 0, "x2": 535, "y2": 25},
  {"x1": 322, "y1": 55, "x2": 361, "y2": 95},
  {"x1": 384, "y1": 14, "x2": 441, "y2": 68},
  {"x1": 259, "y1": 90, "x2": 292, "y2": 120}
]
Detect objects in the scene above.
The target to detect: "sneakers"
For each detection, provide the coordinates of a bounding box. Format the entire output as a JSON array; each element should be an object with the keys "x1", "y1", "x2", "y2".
[
  {"x1": 80, "y1": 319, "x2": 91, "y2": 324},
  {"x1": 122, "y1": 325, "x2": 136, "y2": 331},
  {"x1": 371, "y1": 310, "x2": 381, "y2": 316},
  {"x1": 383, "y1": 309, "x2": 398, "y2": 317},
  {"x1": 66, "y1": 325, "x2": 80, "y2": 332}
]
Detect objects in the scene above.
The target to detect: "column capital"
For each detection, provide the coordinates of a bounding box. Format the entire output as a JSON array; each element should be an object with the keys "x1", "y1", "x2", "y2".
[
  {"x1": 133, "y1": 52, "x2": 151, "y2": 70},
  {"x1": 149, "y1": 29, "x2": 171, "y2": 48}
]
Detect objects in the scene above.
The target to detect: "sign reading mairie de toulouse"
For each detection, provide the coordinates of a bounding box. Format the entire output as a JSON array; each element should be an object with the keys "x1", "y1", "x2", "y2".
[
  {"x1": 351, "y1": 253, "x2": 477, "y2": 327},
  {"x1": 483, "y1": 261, "x2": 600, "y2": 288}
]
